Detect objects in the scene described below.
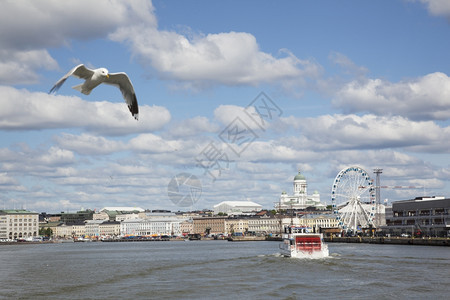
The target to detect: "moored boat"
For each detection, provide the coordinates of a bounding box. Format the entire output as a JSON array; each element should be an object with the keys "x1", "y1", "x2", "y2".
[{"x1": 279, "y1": 225, "x2": 329, "y2": 258}]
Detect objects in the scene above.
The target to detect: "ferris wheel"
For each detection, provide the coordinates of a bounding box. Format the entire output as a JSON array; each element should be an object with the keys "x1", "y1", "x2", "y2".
[{"x1": 331, "y1": 166, "x2": 376, "y2": 232}]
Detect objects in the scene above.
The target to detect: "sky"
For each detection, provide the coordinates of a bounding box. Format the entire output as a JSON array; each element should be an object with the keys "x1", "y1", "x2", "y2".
[{"x1": 1, "y1": 0, "x2": 449, "y2": 213}]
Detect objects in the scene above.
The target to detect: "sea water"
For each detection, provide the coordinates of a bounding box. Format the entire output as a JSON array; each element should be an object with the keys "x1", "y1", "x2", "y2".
[{"x1": 0, "y1": 241, "x2": 448, "y2": 299}]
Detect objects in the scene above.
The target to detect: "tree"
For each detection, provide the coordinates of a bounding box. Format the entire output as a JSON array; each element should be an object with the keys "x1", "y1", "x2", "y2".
[{"x1": 39, "y1": 227, "x2": 53, "y2": 237}]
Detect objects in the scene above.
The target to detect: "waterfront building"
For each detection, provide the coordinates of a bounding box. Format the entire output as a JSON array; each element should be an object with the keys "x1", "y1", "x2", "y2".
[
  {"x1": 276, "y1": 171, "x2": 326, "y2": 210},
  {"x1": 71, "y1": 222, "x2": 86, "y2": 237},
  {"x1": 193, "y1": 217, "x2": 226, "y2": 235},
  {"x1": 180, "y1": 220, "x2": 193, "y2": 235},
  {"x1": 0, "y1": 209, "x2": 39, "y2": 240},
  {"x1": 248, "y1": 215, "x2": 279, "y2": 234},
  {"x1": 213, "y1": 201, "x2": 262, "y2": 216},
  {"x1": 53, "y1": 222, "x2": 86, "y2": 238},
  {"x1": 120, "y1": 217, "x2": 181, "y2": 236},
  {"x1": 120, "y1": 218, "x2": 141, "y2": 236},
  {"x1": 140, "y1": 218, "x2": 180, "y2": 236},
  {"x1": 298, "y1": 213, "x2": 339, "y2": 231},
  {"x1": 99, "y1": 221, "x2": 120, "y2": 237},
  {"x1": 54, "y1": 223, "x2": 72, "y2": 238},
  {"x1": 85, "y1": 220, "x2": 104, "y2": 238},
  {"x1": 384, "y1": 196, "x2": 450, "y2": 237},
  {"x1": 225, "y1": 218, "x2": 249, "y2": 235}
]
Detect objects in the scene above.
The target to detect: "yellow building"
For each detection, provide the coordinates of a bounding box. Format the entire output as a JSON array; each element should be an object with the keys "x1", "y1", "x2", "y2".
[
  {"x1": 299, "y1": 214, "x2": 339, "y2": 229},
  {"x1": 225, "y1": 218, "x2": 249, "y2": 234},
  {"x1": 54, "y1": 223, "x2": 72, "y2": 238}
]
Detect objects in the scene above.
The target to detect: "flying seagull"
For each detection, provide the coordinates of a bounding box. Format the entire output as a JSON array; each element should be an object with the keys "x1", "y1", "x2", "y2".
[{"x1": 49, "y1": 64, "x2": 139, "y2": 120}]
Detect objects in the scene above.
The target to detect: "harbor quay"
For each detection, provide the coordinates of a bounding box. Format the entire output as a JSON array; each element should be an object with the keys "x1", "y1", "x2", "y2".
[
  {"x1": 324, "y1": 236, "x2": 450, "y2": 246},
  {"x1": 2, "y1": 234, "x2": 449, "y2": 247}
]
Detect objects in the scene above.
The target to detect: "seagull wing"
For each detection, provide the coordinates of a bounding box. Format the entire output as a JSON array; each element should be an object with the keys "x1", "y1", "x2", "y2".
[
  {"x1": 49, "y1": 64, "x2": 94, "y2": 94},
  {"x1": 104, "y1": 72, "x2": 139, "y2": 120}
]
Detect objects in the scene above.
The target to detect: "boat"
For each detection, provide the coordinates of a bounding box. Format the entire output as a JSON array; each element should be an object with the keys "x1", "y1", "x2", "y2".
[
  {"x1": 188, "y1": 233, "x2": 201, "y2": 240},
  {"x1": 279, "y1": 225, "x2": 329, "y2": 259}
]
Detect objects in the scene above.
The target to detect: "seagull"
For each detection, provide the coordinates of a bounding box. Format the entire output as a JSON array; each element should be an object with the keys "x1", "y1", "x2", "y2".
[{"x1": 49, "y1": 64, "x2": 139, "y2": 120}]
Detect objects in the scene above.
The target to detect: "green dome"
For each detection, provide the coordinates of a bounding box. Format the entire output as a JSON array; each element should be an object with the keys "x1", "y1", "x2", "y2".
[{"x1": 294, "y1": 171, "x2": 306, "y2": 181}]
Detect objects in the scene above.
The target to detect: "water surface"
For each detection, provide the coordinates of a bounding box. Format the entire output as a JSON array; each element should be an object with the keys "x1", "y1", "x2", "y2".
[{"x1": 0, "y1": 241, "x2": 448, "y2": 299}]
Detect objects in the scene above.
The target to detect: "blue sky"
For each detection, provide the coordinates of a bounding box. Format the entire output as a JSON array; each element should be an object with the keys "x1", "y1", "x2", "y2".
[{"x1": 0, "y1": 0, "x2": 449, "y2": 213}]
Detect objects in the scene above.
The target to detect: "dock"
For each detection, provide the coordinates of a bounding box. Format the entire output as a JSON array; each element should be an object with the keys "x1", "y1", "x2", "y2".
[
  {"x1": 227, "y1": 236, "x2": 266, "y2": 242},
  {"x1": 324, "y1": 236, "x2": 449, "y2": 246}
]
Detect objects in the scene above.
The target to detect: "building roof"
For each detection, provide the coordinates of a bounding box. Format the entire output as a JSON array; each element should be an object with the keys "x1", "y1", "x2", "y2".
[
  {"x1": 294, "y1": 171, "x2": 306, "y2": 181},
  {"x1": 213, "y1": 201, "x2": 262, "y2": 208},
  {"x1": 100, "y1": 207, "x2": 145, "y2": 212},
  {"x1": 0, "y1": 209, "x2": 38, "y2": 215}
]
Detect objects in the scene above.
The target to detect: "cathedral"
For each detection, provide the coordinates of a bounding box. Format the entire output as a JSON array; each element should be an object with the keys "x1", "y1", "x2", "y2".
[{"x1": 276, "y1": 171, "x2": 326, "y2": 210}]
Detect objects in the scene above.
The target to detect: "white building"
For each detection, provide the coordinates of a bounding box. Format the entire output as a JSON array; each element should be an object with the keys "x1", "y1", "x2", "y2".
[
  {"x1": 213, "y1": 201, "x2": 262, "y2": 216},
  {"x1": 85, "y1": 220, "x2": 104, "y2": 237},
  {"x1": 120, "y1": 217, "x2": 181, "y2": 236},
  {"x1": 248, "y1": 215, "x2": 280, "y2": 234},
  {"x1": 276, "y1": 171, "x2": 326, "y2": 210},
  {"x1": 0, "y1": 210, "x2": 39, "y2": 240},
  {"x1": 115, "y1": 213, "x2": 139, "y2": 222},
  {"x1": 121, "y1": 218, "x2": 141, "y2": 236}
]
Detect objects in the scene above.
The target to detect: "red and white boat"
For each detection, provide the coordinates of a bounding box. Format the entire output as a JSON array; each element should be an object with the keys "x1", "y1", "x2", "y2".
[{"x1": 279, "y1": 225, "x2": 329, "y2": 259}]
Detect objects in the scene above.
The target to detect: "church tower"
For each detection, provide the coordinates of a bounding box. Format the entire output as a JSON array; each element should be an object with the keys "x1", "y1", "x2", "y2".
[{"x1": 293, "y1": 170, "x2": 307, "y2": 196}]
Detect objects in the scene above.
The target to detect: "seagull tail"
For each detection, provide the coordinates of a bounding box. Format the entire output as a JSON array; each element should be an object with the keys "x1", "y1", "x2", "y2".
[
  {"x1": 72, "y1": 84, "x2": 83, "y2": 93},
  {"x1": 72, "y1": 84, "x2": 91, "y2": 95}
]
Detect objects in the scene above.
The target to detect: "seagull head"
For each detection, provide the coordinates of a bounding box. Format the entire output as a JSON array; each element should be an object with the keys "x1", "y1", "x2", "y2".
[{"x1": 100, "y1": 68, "x2": 109, "y2": 78}]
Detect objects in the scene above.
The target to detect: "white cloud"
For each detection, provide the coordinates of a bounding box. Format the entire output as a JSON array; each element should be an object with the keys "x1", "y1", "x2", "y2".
[
  {"x1": 0, "y1": 49, "x2": 58, "y2": 85},
  {"x1": 333, "y1": 72, "x2": 450, "y2": 121},
  {"x1": 0, "y1": 86, "x2": 171, "y2": 135},
  {"x1": 128, "y1": 133, "x2": 183, "y2": 154},
  {"x1": 1, "y1": 0, "x2": 319, "y2": 90},
  {"x1": 213, "y1": 105, "x2": 265, "y2": 131},
  {"x1": 329, "y1": 52, "x2": 368, "y2": 77},
  {"x1": 54, "y1": 133, "x2": 126, "y2": 156},
  {"x1": 0, "y1": 0, "x2": 155, "y2": 85},
  {"x1": 0, "y1": 145, "x2": 75, "y2": 179},
  {"x1": 285, "y1": 114, "x2": 450, "y2": 153},
  {"x1": 39, "y1": 146, "x2": 75, "y2": 166},
  {"x1": 418, "y1": 0, "x2": 450, "y2": 19},
  {"x1": 165, "y1": 116, "x2": 219, "y2": 138},
  {"x1": 0, "y1": 172, "x2": 25, "y2": 192},
  {"x1": 110, "y1": 24, "x2": 320, "y2": 90},
  {"x1": 0, "y1": 0, "x2": 154, "y2": 50}
]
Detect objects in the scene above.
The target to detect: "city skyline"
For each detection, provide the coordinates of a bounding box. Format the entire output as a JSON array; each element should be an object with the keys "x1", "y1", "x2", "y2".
[{"x1": 0, "y1": 1, "x2": 449, "y2": 213}]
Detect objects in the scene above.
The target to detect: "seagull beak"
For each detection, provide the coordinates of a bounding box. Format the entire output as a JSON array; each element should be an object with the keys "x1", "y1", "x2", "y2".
[{"x1": 106, "y1": 74, "x2": 109, "y2": 78}]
